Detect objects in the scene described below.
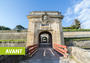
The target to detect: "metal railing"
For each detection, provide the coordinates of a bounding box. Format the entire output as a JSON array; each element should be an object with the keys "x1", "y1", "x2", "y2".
[
  {"x1": 26, "y1": 44, "x2": 38, "y2": 57},
  {"x1": 53, "y1": 43, "x2": 68, "y2": 58}
]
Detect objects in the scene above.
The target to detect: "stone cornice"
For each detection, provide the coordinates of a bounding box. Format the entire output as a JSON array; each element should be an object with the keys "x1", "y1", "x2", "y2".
[{"x1": 27, "y1": 15, "x2": 64, "y2": 19}]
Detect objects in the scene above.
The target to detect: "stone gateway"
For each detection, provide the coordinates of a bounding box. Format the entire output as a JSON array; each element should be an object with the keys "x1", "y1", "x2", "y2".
[{"x1": 26, "y1": 11, "x2": 64, "y2": 48}]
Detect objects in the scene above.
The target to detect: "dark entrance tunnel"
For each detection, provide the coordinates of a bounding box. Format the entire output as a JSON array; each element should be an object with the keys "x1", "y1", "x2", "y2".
[{"x1": 39, "y1": 31, "x2": 52, "y2": 48}]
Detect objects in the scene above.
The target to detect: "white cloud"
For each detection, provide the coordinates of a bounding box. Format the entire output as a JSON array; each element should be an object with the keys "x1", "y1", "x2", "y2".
[
  {"x1": 74, "y1": 0, "x2": 90, "y2": 13},
  {"x1": 63, "y1": 8, "x2": 75, "y2": 27},
  {"x1": 65, "y1": 8, "x2": 73, "y2": 15},
  {"x1": 64, "y1": 0, "x2": 90, "y2": 29}
]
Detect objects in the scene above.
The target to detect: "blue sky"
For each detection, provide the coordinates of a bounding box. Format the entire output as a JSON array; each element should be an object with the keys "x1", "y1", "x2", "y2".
[{"x1": 0, "y1": 0, "x2": 90, "y2": 29}]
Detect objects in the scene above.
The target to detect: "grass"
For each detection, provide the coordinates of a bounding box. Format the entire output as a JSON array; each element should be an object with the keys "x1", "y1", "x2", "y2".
[
  {"x1": 0, "y1": 39, "x2": 26, "y2": 42},
  {"x1": 63, "y1": 29, "x2": 90, "y2": 32},
  {"x1": 64, "y1": 38, "x2": 90, "y2": 41},
  {"x1": 72, "y1": 38, "x2": 90, "y2": 41},
  {"x1": 81, "y1": 46, "x2": 90, "y2": 48}
]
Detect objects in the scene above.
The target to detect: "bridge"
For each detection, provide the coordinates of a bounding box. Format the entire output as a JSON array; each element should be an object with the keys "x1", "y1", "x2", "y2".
[{"x1": 20, "y1": 43, "x2": 69, "y2": 63}]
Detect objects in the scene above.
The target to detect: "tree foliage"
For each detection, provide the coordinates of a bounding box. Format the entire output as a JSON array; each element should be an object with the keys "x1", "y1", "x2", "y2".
[
  {"x1": 72, "y1": 19, "x2": 81, "y2": 29},
  {"x1": 0, "y1": 26, "x2": 11, "y2": 30},
  {"x1": 14, "y1": 25, "x2": 25, "y2": 31},
  {"x1": 63, "y1": 19, "x2": 81, "y2": 29}
]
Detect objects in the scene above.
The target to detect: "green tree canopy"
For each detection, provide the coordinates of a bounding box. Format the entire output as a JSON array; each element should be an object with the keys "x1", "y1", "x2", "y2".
[
  {"x1": 0, "y1": 26, "x2": 11, "y2": 30},
  {"x1": 14, "y1": 25, "x2": 25, "y2": 31},
  {"x1": 63, "y1": 19, "x2": 81, "y2": 29},
  {"x1": 71, "y1": 19, "x2": 81, "y2": 29}
]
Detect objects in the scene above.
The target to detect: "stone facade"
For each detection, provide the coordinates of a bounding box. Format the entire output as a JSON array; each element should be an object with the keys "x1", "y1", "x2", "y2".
[{"x1": 26, "y1": 11, "x2": 64, "y2": 47}]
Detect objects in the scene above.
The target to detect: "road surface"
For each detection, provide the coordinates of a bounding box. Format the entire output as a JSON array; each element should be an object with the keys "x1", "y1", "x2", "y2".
[{"x1": 19, "y1": 47, "x2": 69, "y2": 63}]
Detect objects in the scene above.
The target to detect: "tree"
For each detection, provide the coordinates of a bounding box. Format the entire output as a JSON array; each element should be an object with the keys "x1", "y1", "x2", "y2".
[
  {"x1": 63, "y1": 19, "x2": 81, "y2": 29},
  {"x1": 71, "y1": 19, "x2": 81, "y2": 29},
  {"x1": 0, "y1": 26, "x2": 11, "y2": 30},
  {"x1": 14, "y1": 25, "x2": 25, "y2": 31},
  {"x1": 71, "y1": 25, "x2": 77, "y2": 29},
  {"x1": 74, "y1": 19, "x2": 81, "y2": 29}
]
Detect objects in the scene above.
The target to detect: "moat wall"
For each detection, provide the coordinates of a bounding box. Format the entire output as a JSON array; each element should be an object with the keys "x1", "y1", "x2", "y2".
[
  {"x1": 0, "y1": 31, "x2": 90, "y2": 40},
  {"x1": 0, "y1": 31, "x2": 90, "y2": 47},
  {"x1": 0, "y1": 31, "x2": 27, "y2": 40}
]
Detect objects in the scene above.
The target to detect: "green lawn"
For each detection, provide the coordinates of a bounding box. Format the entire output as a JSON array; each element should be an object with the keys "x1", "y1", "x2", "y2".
[
  {"x1": 64, "y1": 38, "x2": 90, "y2": 41},
  {"x1": 63, "y1": 29, "x2": 90, "y2": 32},
  {"x1": 0, "y1": 39, "x2": 26, "y2": 42}
]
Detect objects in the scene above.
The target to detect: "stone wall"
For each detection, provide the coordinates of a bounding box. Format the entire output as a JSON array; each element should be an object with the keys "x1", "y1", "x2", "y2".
[
  {"x1": 73, "y1": 40, "x2": 90, "y2": 48},
  {"x1": 64, "y1": 31, "x2": 90, "y2": 38},
  {"x1": 65, "y1": 40, "x2": 90, "y2": 48},
  {"x1": 0, "y1": 30, "x2": 90, "y2": 40},
  {"x1": 0, "y1": 31, "x2": 27, "y2": 40},
  {"x1": 0, "y1": 42, "x2": 25, "y2": 47},
  {"x1": 70, "y1": 47, "x2": 90, "y2": 63},
  {"x1": 0, "y1": 31, "x2": 90, "y2": 40}
]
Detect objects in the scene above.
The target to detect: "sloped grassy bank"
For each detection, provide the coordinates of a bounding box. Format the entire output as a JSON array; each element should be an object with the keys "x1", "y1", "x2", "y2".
[
  {"x1": 0, "y1": 39, "x2": 26, "y2": 43},
  {"x1": 63, "y1": 29, "x2": 90, "y2": 32}
]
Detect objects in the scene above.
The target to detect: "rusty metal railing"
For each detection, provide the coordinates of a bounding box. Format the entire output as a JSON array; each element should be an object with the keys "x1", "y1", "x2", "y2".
[
  {"x1": 53, "y1": 43, "x2": 68, "y2": 58},
  {"x1": 26, "y1": 44, "x2": 38, "y2": 57}
]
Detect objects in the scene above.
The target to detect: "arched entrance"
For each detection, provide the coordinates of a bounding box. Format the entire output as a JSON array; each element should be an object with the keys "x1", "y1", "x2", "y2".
[
  {"x1": 26, "y1": 11, "x2": 65, "y2": 47},
  {"x1": 39, "y1": 31, "x2": 52, "y2": 47}
]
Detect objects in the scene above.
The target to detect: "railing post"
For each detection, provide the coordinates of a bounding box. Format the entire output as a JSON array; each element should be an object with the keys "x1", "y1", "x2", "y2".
[{"x1": 64, "y1": 48, "x2": 68, "y2": 58}]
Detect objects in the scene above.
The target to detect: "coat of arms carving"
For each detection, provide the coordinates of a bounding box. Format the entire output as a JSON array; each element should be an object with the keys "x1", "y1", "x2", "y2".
[{"x1": 42, "y1": 14, "x2": 50, "y2": 25}]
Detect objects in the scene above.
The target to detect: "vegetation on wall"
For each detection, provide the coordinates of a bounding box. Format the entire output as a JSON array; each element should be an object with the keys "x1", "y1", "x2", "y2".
[
  {"x1": 0, "y1": 39, "x2": 26, "y2": 42},
  {"x1": 64, "y1": 37, "x2": 90, "y2": 41},
  {"x1": 63, "y1": 29, "x2": 90, "y2": 32}
]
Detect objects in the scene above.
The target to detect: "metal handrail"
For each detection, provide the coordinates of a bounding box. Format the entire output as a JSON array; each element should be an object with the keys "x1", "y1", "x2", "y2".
[
  {"x1": 26, "y1": 44, "x2": 38, "y2": 57},
  {"x1": 54, "y1": 43, "x2": 68, "y2": 58}
]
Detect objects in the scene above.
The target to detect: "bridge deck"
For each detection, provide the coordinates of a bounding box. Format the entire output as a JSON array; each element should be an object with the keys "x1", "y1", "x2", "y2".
[{"x1": 20, "y1": 47, "x2": 69, "y2": 63}]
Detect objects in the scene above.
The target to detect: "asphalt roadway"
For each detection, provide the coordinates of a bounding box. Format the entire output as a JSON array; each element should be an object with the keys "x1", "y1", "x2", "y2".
[{"x1": 19, "y1": 47, "x2": 69, "y2": 63}]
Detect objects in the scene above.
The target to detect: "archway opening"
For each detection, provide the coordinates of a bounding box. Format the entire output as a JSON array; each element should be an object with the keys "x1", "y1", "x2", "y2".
[{"x1": 39, "y1": 31, "x2": 52, "y2": 48}]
